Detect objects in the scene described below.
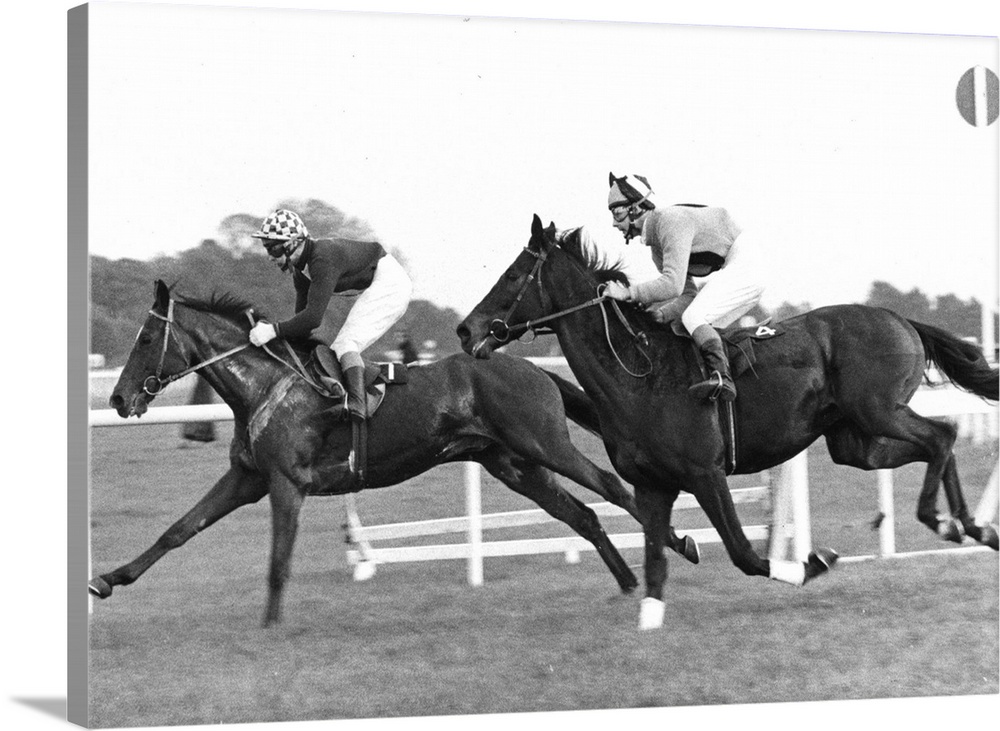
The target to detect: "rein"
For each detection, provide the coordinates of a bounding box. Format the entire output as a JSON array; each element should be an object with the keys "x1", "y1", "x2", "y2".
[
  {"x1": 142, "y1": 300, "x2": 252, "y2": 396},
  {"x1": 487, "y1": 245, "x2": 652, "y2": 377},
  {"x1": 143, "y1": 298, "x2": 332, "y2": 398}
]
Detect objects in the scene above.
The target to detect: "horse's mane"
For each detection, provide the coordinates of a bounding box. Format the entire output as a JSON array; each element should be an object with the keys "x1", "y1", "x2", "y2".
[
  {"x1": 554, "y1": 227, "x2": 630, "y2": 286},
  {"x1": 553, "y1": 226, "x2": 666, "y2": 335},
  {"x1": 173, "y1": 288, "x2": 265, "y2": 324}
]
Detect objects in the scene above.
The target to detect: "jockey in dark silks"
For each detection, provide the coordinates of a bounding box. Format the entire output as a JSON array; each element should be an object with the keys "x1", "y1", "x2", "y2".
[
  {"x1": 248, "y1": 209, "x2": 412, "y2": 482},
  {"x1": 602, "y1": 173, "x2": 767, "y2": 401}
]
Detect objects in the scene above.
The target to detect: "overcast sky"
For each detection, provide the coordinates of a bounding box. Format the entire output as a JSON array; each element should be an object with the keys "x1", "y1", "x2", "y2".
[{"x1": 87, "y1": 2, "x2": 998, "y2": 317}]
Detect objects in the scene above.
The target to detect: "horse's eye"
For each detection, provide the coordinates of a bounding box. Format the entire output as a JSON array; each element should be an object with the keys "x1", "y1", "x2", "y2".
[
  {"x1": 139, "y1": 334, "x2": 153, "y2": 346},
  {"x1": 505, "y1": 269, "x2": 521, "y2": 282}
]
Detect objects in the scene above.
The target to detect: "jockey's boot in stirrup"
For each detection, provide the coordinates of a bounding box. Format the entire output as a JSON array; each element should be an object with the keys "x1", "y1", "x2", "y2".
[
  {"x1": 340, "y1": 355, "x2": 369, "y2": 489},
  {"x1": 342, "y1": 365, "x2": 367, "y2": 421},
  {"x1": 688, "y1": 324, "x2": 737, "y2": 402}
]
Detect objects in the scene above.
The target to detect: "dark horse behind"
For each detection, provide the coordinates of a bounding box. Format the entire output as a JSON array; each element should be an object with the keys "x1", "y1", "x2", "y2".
[
  {"x1": 92, "y1": 280, "x2": 705, "y2": 626},
  {"x1": 457, "y1": 215, "x2": 998, "y2": 629}
]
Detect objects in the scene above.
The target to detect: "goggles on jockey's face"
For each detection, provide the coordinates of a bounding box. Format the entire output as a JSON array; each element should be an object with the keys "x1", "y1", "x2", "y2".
[
  {"x1": 263, "y1": 241, "x2": 286, "y2": 258},
  {"x1": 610, "y1": 206, "x2": 631, "y2": 223}
]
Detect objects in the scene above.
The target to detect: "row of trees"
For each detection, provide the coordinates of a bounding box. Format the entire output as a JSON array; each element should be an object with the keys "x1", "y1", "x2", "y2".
[{"x1": 90, "y1": 199, "x2": 996, "y2": 367}]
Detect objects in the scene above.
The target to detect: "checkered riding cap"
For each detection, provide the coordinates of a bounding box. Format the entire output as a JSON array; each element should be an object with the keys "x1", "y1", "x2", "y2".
[
  {"x1": 251, "y1": 209, "x2": 309, "y2": 241},
  {"x1": 608, "y1": 173, "x2": 656, "y2": 210}
]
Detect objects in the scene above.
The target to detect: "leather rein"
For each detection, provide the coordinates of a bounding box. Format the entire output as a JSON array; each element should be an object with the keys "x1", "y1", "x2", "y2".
[
  {"x1": 486, "y1": 245, "x2": 652, "y2": 377},
  {"x1": 142, "y1": 298, "x2": 327, "y2": 396}
]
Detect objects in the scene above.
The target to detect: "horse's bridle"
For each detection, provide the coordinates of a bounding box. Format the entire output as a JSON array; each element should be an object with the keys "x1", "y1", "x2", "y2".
[
  {"x1": 488, "y1": 245, "x2": 610, "y2": 344},
  {"x1": 141, "y1": 299, "x2": 252, "y2": 396},
  {"x1": 484, "y1": 242, "x2": 652, "y2": 377}
]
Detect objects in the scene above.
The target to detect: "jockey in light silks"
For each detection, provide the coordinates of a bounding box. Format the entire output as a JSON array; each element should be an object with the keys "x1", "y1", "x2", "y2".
[
  {"x1": 248, "y1": 209, "x2": 412, "y2": 481},
  {"x1": 602, "y1": 173, "x2": 766, "y2": 401}
]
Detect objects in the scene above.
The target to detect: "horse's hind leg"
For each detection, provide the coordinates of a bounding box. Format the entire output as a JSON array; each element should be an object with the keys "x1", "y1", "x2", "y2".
[
  {"x1": 502, "y1": 414, "x2": 699, "y2": 563},
  {"x1": 89, "y1": 465, "x2": 268, "y2": 599},
  {"x1": 940, "y1": 454, "x2": 998, "y2": 549},
  {"x1": 825, "y1": 411, "x2": 997, "y2": 549},
  {"x1": 477, "y1": 447, "x2": 639, "y2": 594}
]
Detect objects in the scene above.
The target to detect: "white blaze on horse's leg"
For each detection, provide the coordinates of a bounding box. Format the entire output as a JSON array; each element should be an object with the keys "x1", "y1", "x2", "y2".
[
  {"x1": 638, "y1": 597, "x2": 665, "y2": 630},
  {"x1": 768, "y1": 560, "x2": 806, "y2": 586}
]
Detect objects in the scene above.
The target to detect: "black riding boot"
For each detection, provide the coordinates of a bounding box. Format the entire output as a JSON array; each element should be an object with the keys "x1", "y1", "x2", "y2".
[
  {"x1": 689, "y1": 325, "x2": 737, "y2": 402},
  {"x1": 342, "y1": 365, "x2": 368, "y2": 488}
]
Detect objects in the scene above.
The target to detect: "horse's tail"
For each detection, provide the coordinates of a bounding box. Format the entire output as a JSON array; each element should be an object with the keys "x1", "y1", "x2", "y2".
[
  {"x1": 910, "y1": 319, "x2": 999, "y2": 401},
  {"x1": 543, "y1": 369, "x2": 603, "y2": 437}
]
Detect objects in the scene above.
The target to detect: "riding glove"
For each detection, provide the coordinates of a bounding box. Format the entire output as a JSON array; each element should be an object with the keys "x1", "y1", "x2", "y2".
[
  {"x1": 249, "y1": 321, "x2": 277, "y2": 346},
  {"x1": 603, "y1": 281, "x2": 632, "y2": 301}
]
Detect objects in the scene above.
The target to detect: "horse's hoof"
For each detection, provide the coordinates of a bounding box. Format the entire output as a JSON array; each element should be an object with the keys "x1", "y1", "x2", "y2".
[
  {"x1": 682, "y1": 535, "x2": 701, "y2": 564},
  {"x1": 638, "y1": 597, "x2": 665, "y2": 630},
  {"x1": 937, "y1": 518, "x2": 963, "y2": 544},
  {"x1": 804, "y1": 548, "x2": 838, "y2": 582},
  {"x1": 88, "y1": 576, "x2": 112, "y2": 599},
  {"x1": 979, "y1": 524, "x2": 999, "y2": 551}
]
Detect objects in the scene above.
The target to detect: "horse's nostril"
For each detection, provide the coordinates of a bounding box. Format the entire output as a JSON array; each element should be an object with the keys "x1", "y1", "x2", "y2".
[
  {"x1": 456, "y1": 324, "x2": 469, "y2": 344},
  {"x1": 109, "y1": 394, "x2": 124, "y2": 409}
]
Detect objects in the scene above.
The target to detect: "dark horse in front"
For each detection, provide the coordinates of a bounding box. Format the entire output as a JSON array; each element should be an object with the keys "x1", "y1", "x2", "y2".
[
  {"x1": 458, "y1": 215, "x2": 999, "y2": 629},
  {"x1": 92, "y1": 280, "x2": 691, "y2": 626}
]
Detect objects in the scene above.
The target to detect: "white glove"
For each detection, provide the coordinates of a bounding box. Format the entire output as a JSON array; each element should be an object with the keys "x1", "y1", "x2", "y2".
[
  {"x1": 603, "y1": 281, "x2": 632, "y2": 301},
  {"x1": 249, "y1": 321, "x2": 277, "y2": 346}
]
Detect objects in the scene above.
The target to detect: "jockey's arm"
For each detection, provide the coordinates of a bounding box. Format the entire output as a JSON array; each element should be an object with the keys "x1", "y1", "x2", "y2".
[
  {"x1": 629, "y1": 212, "x2": 695, "y2": 303},
  {"x1": 274, "y1": 253, "x2": 343, "y2": 340}
]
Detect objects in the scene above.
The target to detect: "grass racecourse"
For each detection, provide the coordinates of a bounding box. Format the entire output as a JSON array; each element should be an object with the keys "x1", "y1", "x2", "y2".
[{"x1": 87, "y1": 378, "x2": 999, "y2": 728}]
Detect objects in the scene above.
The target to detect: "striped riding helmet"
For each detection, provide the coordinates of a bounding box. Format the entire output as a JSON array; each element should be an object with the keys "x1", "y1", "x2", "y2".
[
  {"x1": 252, "y1": 209, "x2": 309, "y2": 241},
  {"x1": 608, "y1": 173, "x2": 656, "y2": 210}
]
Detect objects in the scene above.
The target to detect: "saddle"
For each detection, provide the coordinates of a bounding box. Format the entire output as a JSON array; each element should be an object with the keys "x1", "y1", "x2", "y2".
[
  {"x1": 719, "y1": 320, "x2": 785, "y2": 379},
  {"x1": 303, "y1": 344, "x2": 411, "y2": 497},
  {"x1": 669, "y1": 318, "x2": 786, "y2": 474},
  {"x1": 307, "y1": 344, "x2": 409, "y2": 421}
]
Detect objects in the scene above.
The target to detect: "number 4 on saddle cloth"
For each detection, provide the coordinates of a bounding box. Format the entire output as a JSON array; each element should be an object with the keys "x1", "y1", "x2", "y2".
[{"x1": 671, "y1": 318, "x2": 786, "y2": 474}]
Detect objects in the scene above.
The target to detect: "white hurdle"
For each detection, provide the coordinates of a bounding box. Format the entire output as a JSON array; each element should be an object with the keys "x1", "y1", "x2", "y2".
[{"x1": 344, "y1": 469, "x2": 780, "y2": 585}]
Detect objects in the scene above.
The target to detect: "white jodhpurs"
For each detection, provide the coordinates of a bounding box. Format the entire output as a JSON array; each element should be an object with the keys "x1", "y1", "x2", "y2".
[
  {"x1": 332, "y1": 254, "x2": 412, "y2": 356},
  {"x1": 680, "y1": 231, "x2": 767, "y2": 334}
]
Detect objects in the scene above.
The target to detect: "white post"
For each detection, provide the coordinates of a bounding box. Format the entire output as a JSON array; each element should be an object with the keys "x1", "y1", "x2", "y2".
[
  {"x1": 974, "y1": 65, "x2": 988, "y2": 128},
  {"x1": 769, "y1": 451, "x2": 811, "y2": 562},
  {"x1": 465, "y1": 462, "x2": 484, "y2": 586},
  {"x1": 768, "y1": 467, "x2": 791, "y2": 563},
  {"x1": 981, "y1": 301, "x2": 996, "y2": 364},
  {"x1": 974, "y1": 458, "x2": 1000, "y2": 526},
  {"x1": 788, "y1": 451, "x2": 811, "y2": 562},
  {"x1": 877, "y1": 470, "x2": 896, "y2": 557}
]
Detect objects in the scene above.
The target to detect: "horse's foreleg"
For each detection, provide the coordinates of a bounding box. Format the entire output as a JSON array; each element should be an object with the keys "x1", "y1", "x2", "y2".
[
  {"x1": 89, "y1": 466, "x2": 268, "y2": 599},
  {"x1": 263, "y1": 478, "x2": 306, "y2": 627},
  {"x1": 634, "y1": 483, "x2": 677, "y2": 630}
]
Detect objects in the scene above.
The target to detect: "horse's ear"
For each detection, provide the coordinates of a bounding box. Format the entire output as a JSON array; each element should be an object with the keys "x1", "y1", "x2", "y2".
[
  {"x1": 531, "y1": 213, "x2": 543, "y2": 237},
  {"x1": 153, "y1": 279, "x2": 170, "y2": 313},
  {"x1": 609, "y1": 172, "x2": 617, "y2": 185}
]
